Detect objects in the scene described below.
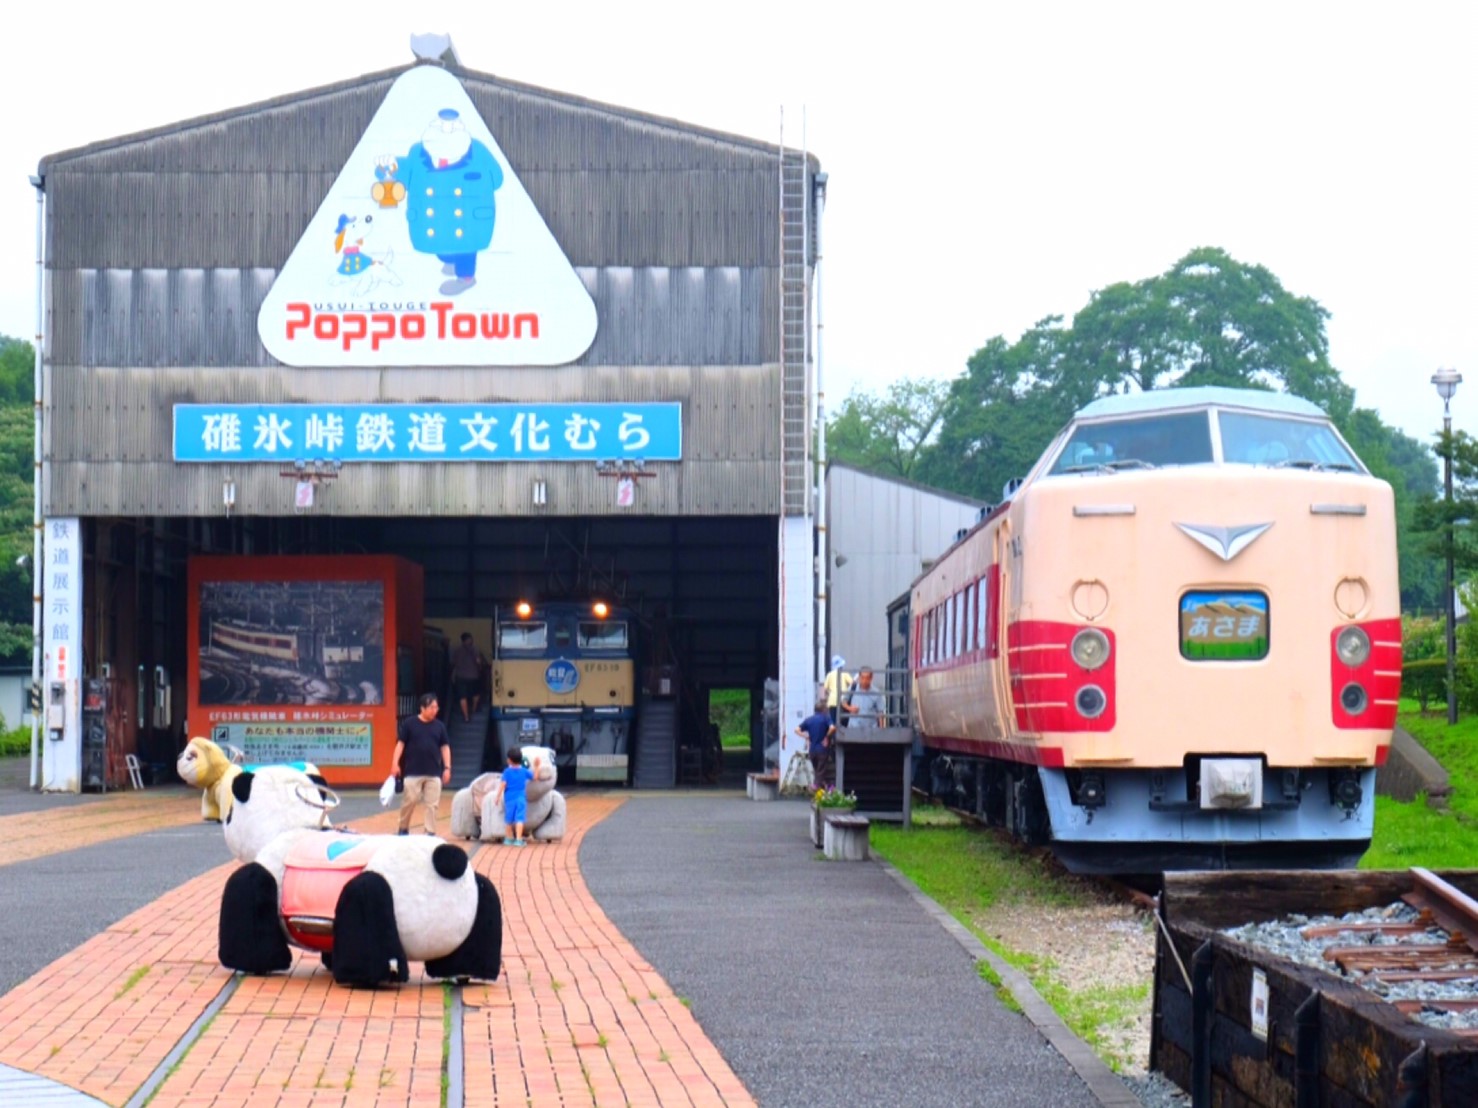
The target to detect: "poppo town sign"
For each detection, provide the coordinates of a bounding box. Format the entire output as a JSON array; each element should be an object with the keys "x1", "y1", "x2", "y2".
[{"x1": 257, "y1": 65, "x2": 598, "y2": 367}]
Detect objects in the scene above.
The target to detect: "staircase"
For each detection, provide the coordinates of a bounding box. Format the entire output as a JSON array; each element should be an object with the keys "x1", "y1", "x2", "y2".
[
  {"x1": 444, "y1": 703, "x2": 492, "y2": 789},
  {"x1": 631, "y1": 697, "x2": 678, "y2": 789}
]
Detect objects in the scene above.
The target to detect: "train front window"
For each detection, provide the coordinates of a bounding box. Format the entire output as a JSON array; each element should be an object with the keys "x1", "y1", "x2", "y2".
[
  {"x1": 578, "y1": 621, "x2": 628, "y2": 650},
  {"x1": 498, "y1": 622, "x2": 547, "y2": 651},
  {"x1": 1050, "y1": 411, "x2": 1214, "y2": 474},
  {"x1": 1217, "y1": 410, "x2": 1362, "y2": 471}
]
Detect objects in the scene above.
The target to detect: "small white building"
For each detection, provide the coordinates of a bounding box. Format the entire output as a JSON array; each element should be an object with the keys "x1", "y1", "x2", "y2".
[{"x1": 825, "y1": 464, "x2": 987, "y2": 676}]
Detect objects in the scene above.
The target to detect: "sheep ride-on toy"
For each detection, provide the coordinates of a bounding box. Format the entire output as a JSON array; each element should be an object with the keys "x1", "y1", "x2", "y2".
[
  {"x1": 177, "y1": 735, "x2": 323, "y2": 823},
  {"x1": 451, "y1": 745, "x2": 567, "y2": 843},
  {"x1": 218, "y1": 765, "x2": 502, "y2": 988}
]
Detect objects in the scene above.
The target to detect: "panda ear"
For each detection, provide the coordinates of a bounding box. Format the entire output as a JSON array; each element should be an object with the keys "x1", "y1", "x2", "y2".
[{"x1": 232, "y1": 771, "x2": 255, "y2": 803}]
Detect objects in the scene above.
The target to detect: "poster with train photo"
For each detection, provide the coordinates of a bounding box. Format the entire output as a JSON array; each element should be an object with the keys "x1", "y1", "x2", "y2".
[{"x1": 198, "y1": 580, "x2": 386, "y2": 706}]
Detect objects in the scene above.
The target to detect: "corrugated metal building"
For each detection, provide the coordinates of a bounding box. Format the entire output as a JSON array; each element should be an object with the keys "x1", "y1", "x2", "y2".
[
  {"x1": 825, "y1": 464, "x2": 987, "y2": 676},
  {"x1": 33, "y1": 51, "x2": 824, "y2": 789}
]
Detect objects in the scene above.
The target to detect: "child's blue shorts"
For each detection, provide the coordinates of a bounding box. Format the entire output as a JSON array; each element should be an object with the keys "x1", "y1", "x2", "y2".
[{"x1": 505, "y1": 795, "x2": 527, "y2": 824}]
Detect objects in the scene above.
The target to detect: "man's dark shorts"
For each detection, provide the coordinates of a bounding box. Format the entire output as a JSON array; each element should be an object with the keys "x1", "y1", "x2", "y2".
[{"x1": 454, "y1": 677, "x2": 480, "y2": 702}]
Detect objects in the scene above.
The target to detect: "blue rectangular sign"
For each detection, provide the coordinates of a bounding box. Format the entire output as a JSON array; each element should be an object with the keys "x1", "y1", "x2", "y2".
[{"x1": 173, "y1": 402, "x2": 681, "y2": 463}]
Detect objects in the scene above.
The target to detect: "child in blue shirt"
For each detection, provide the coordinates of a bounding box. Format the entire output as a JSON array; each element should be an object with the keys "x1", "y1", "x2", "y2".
[{"x1": 494, "y1": 746, "x2": 536, "y2": 846}]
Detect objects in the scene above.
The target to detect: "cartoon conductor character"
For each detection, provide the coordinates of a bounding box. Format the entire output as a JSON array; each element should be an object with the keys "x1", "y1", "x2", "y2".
[{"x1": 375, "y1": 108, "x2": 504, "y2": 296}]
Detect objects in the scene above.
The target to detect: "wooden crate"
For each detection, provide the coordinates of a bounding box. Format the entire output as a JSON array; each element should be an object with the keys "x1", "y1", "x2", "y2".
[{"x1": 1152, "y1": 870, "x2": 1478, "y2": 1106}]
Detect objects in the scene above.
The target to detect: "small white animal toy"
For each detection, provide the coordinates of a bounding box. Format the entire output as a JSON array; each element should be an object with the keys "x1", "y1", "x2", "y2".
[{"x1": 218, "y1": 766, "x2": 501, "y2": 987}]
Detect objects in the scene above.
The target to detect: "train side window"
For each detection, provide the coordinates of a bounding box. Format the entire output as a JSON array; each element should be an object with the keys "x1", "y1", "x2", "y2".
[
  {"x1": 946, "y1": 599, "x2": 956, "y2": 660},
  {"x1": 978, "y1": 573, "x2": 992, "y2": 655},
  {"x1": 964, "y1": 586, "x2": 975, "y2": 653},
  {"x1": 935, "y1": 608, "x2": 944, "y2": 664},
  {"x1": 953, "y1": 592, "x2": 964, "y2": 657}
]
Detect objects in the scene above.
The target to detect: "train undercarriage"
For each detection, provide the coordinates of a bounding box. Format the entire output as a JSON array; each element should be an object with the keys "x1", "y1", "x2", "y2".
[{"x1": 917, "y1": 750, "x2": 1373, "y2": 875}]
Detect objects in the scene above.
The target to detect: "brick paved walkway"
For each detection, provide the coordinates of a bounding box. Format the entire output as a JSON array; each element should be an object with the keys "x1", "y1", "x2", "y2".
[{"x1": 0, "y1": 793, "x2": 754, "y2": 1107}]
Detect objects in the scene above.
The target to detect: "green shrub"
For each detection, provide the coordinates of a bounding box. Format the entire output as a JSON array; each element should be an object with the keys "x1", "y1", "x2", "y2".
[
  {"x1": 1403, "y1": 614, "x2": 1443, "y2": 662},
  {"x1": 0, "y1": 720, "x2": 31, "y2": 756},
  {"x1": 1403, "y1": 658, "x2": 1446, "y2": 715}
]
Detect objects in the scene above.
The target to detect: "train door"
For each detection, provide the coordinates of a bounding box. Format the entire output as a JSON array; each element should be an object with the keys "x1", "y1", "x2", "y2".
[{"x1": 993, "y1": 519, "x2": 1020, "y2": 735}]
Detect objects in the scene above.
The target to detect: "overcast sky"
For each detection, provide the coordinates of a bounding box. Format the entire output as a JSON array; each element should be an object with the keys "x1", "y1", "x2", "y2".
[{"x1": 3, "y1": 2, "x2": 1474, "y2": 448}]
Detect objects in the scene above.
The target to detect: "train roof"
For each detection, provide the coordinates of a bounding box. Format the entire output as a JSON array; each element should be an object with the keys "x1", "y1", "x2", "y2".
[{"x1": 1074, "y1": 387, "x2": 1328, "y2": 422}]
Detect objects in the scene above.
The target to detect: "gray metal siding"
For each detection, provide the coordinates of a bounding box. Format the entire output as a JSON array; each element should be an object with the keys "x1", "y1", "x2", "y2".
[
  {"x1": 44, "y1": 363, "x2": 781, "y2": 517},
  {"x1": 826, "y1": 467, "x2": 985, "y2": 674},
  {"x1": 40, "y1": 63, "x2": 810, "y2": 518}
]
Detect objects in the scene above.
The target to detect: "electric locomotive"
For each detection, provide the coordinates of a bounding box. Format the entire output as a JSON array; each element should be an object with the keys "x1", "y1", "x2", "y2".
[
  {"x1": 907, "y1": 387, "x2": 1399, "y2": 873},
  {"x1": 490, "y1": 600, "x2": 635, "y2": 783}
]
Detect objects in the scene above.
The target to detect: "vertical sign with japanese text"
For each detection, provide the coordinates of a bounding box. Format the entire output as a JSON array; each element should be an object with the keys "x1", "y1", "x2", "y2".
[{"x1": 43, "y1": 518, "x2": 81, "y2": 688}]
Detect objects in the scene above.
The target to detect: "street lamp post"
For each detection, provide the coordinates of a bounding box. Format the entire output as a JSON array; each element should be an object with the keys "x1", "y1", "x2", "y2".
[{"x1": 1432, "y1": 367, "x2": 1463, "y2": 725}]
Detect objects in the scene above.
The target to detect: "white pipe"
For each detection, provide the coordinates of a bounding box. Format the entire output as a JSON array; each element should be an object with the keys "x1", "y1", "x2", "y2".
[
  {"x1": 29, "y1": 174, "x2": 44, "y2": 790},
  {"x1": 813, "y1": 171, "x2": 829, "y2": 683}
]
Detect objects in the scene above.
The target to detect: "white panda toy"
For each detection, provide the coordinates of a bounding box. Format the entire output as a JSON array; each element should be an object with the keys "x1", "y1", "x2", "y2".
[{"x1": 218, "y1": 766, "x2": 502, "y2": 987}]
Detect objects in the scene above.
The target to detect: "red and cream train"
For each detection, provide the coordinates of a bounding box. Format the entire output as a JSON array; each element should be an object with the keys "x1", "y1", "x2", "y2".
[{"x1": 899, "y1": 387, "x2": 1400, "y2": 873}]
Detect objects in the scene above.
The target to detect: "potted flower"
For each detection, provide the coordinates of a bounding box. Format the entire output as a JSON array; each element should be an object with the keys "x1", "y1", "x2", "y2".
[{"x1": 809, "y1": 787, "x2": 857, "y2": 846}]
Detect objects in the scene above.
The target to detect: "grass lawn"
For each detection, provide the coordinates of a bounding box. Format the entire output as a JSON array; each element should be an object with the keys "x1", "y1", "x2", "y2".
[
  {"x1": 871, "y1": 810, "x2": 1149, "y2": 1073},
  {"x1": 1362, "y1": 701, "x2": 1478, "y2": 868}
]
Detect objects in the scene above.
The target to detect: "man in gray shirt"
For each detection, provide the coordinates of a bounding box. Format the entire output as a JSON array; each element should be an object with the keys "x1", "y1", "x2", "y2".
[{"x1": 842, "y1": 666, "x2": 886, "y2": 730}]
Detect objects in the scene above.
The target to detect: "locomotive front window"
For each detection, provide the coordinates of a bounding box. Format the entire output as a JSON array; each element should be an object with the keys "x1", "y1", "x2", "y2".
[
  {"x1": 1216, "y1": 411, "x2": 1363, "y2": 471},
  {"x1": 498, "y1": 622, "x2": 547, "y2": 651},
  {"x1": 1050, "y1": 411, "x2": 1214, "y2": 474},
  {"x1": 578, "y1": 621, "x2": 628, "y2": 650}
]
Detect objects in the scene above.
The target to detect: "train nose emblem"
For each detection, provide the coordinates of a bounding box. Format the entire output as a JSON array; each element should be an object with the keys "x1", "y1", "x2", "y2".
[{"x1": 1173, "y1": 522, "x2": 1272, "y2": 562}]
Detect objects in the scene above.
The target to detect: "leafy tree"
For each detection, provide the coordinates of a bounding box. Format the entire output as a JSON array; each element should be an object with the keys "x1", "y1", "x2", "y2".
[
  {"x1": 1066, "y1": 247, "x2": 1352, "y2": 416},
  {"x1": 1337, "y1": 409, "x2": 1441, "y2": 610},
  {"x1": 1412, "y1": 429, "x2": 1478, "y2": 600},
  {"x1": 826, "y1": 377, "x2": 951, "y2": 481},
  {"x1": 917, "y1": 323, "x2": 1085, "y2": 503},
  {"x1": 0, "y1": 338, "x2": 34, "y2": 662}
]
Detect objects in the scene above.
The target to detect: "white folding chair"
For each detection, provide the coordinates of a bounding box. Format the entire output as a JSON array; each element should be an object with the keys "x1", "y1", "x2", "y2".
[{"x1": 124, "y1": 753, "x2": 145, "y2": 790}]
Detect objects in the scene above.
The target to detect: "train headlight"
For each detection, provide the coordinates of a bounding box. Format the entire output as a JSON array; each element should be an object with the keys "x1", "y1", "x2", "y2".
[
  {"x1": 592, "y1": 601, "x2": 609, "y2": 618},
  {"x1": 1075, "y1": 684, "x2": 1107, "y2": 719},
  {"x1": 515, "y1": 601, "x2": 532, "y2": 618},
  {"x1": 1335, "y1": 625, "x2": 1370, "y2": 667},
  {"x1": 1339, "y1": 682, "x2": 1368, "y2": 715},
  {"x1": 1070, "y1": 628, "x2": 1111, "y2": 670}
]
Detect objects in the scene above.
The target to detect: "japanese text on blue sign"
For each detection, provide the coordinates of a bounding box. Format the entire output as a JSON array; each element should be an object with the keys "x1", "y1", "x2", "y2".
[{"x1": 173, "y1": 403, "x2": 682, "y2": 463}]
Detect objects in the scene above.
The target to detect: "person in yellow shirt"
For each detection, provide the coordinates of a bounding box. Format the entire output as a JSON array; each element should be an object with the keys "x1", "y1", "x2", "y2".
[{"x1": 822, "y1": 655, "x2": 853, "y2": 727}]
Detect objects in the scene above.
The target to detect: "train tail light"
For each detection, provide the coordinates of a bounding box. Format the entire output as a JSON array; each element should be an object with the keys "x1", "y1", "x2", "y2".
[
  {"x1": 1075, "y1": 684, "x2": 1108, "y2": 719},
  {"x1": 1330, "y1": 618, "x2": 1399, "y2": 729}
]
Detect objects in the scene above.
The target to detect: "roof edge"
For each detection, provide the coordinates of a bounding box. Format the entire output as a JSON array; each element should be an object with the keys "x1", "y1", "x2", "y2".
[{"x1": 38, "y1": 59, "x2": 812, "y2": 175}]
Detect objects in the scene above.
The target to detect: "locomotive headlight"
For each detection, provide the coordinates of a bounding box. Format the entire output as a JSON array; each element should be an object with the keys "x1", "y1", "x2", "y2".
[
  {"x1": 1075, "y1": 684, "x2": 1107, "y2": 719},
  {"x1": 1070, "y1": 628, "x2": 1111, "y2": 670},
  {"x1": 515, "y1": 601, "x2": 533, "y2": 618},
  {"x1": 1335, "y1": 625, "x2": 1371, "y2": 667},
  {"x1": 592, "y1": 601, "x2": 609, "y2": 618},
  {"x1": 1340, "y1": 682, "x2": 1369, "y2": 715}
]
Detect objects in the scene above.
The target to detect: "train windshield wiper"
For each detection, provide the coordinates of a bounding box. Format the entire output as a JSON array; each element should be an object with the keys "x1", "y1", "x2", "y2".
[
  {"x1": 1060, "y1": 458, "x2": 1157, "y2": 475},
  {"x1": 1272, "y1": 459, "x2": 1356, "y2": 472}
]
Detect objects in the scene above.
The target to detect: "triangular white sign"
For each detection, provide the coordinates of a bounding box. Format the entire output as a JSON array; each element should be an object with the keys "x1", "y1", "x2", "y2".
[{"x1": 258, "y1": 65, "x2": 597, "y2": 367}]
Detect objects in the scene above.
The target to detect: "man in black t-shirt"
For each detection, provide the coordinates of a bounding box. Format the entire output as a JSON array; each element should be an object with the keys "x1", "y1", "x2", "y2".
[{"x1": 392, "y1": 692, "x2": 452, "y2": 835}]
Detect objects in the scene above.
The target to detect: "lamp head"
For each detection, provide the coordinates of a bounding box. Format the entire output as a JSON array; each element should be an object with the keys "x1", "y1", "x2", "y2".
[{"x1": 1432, "y1": 367, "x2": 1463, "y2": 402}]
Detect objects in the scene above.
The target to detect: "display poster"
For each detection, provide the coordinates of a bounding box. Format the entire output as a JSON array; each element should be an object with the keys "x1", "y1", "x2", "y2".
[
  {"x1": 210, "y1": 721, "x2": 373, "y2": 766},
  {"x1": 198, "y1": 579, "x2": 385, "y2": 705}
]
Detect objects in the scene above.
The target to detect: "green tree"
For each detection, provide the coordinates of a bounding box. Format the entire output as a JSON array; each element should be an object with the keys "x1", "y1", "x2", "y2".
[
  {"x1": 0, "y1": 338, "x2": 34, "y2": 662},
  {"x1": 1066, "y1": 246, "x2": 1352, "y2": 415},
  {"x1": 826, "y1": 377, "x2": 951, "y2": 481},
  {"x1": 1412, "y1": 429, "x2": 1478, "y2": 596},
  {"x1": 917, "y1": 322, "x2": 1085, "y2": 502}
]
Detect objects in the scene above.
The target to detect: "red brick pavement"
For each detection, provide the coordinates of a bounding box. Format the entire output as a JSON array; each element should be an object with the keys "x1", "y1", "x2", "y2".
[{"x1": 0, "y1": 793, "x2": 755, "y2": 1107}]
